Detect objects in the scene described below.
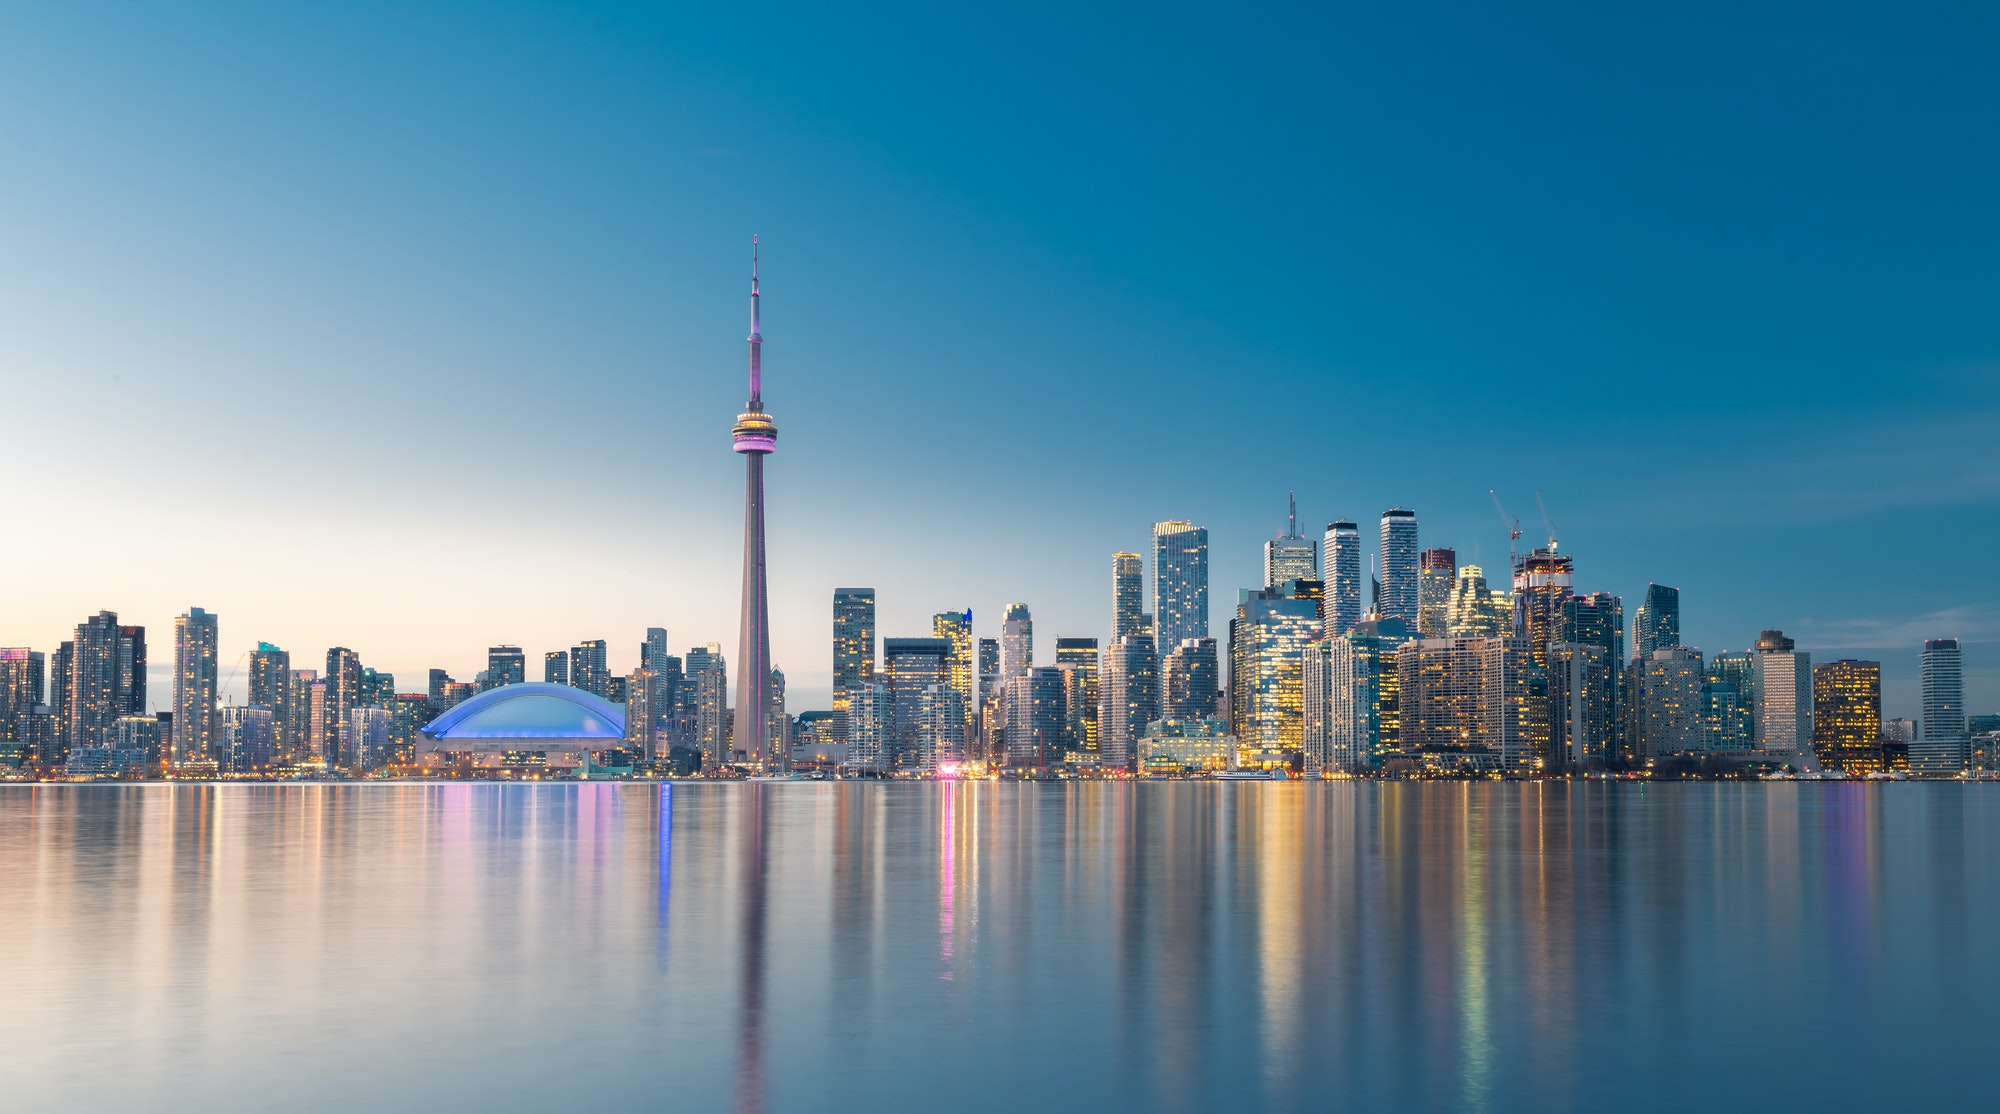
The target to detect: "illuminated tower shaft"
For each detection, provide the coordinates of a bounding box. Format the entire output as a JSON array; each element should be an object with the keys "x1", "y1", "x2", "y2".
[{"x1": 733, "y1": 238, "x2": 780, "y2": 771}]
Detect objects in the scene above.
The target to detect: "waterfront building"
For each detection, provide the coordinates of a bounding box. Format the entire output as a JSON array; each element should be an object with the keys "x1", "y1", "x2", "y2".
[
  {"x1": 219, "y1": 705, "x2": 276, "y2": 772},
  {"x1": 1396, "y1": 636, "x2": 1538, "y2": 770},
  {"x1": 1511, "y1": 547, "x2": 1573, "y2": 665},
  {"x1": 1005, "y1": 666, "x2": 1067, "y2": 768},
  {"x1": 173, "y1": 607, "x2": 219, "y2": 766},
  {"x1": 1054, "y1": 637, "x2": 1099, "y2": 758},
  {"x1": 914, "y1": 683, "x2": 966, "y2": 773},
  {"x1": 731, "y1": 239, "x2": 781, "y2": 772},
  {"x1": 419, "y1": 683, "x2": 625, "y2": 768},
  {"x1": 933, "y1": 610, "x2": 975, "y2": 745},
  {"x1": 1446, "y1": 565, "x2": 1510, "y2": 638},
  {"x1": 1323, "y1": 521, "x2": 1363, "y2": 636},
  {"x1": 1000, "y1": 604, "x2": 1033, "y2": 681},
  {"x1": 1548, "y1": 641, "x2": 1614, "y2": 770},
  {"x1": 543, "y1": 651, "x2": 568, "y2": 686},
  {"x1": 323, "y1": 648, "x2": 363, "y2": 769},
  {"x1": 976, "y1": 636, "x2": 1000, "y2": 759},
  {"x1": 1700, "y1": 680, "x2": 1751, "y2": 753},
  {"x1": 0, "y1": 648, "x2": 44, "y2": 766},
  {"x1": 1264, "y1": 494, "x2": 1318, "y2": 588},
  {"x1": 1161, "y1": 637, "x2": 1220, "y2": 721},
  {"x1": 1303, "y1": 636, "x2": 1371, "y2": 774},
  {"x1": 1633, "y1": 584, "x2": 1681, "y2": 660},
  {"x1": 1416, "y1": 548, "x2": 1457, "y2": 637},
  {"x1": 886, "y1": 637, "x2": 952, "y2": 769},
  {"x1": 691, "y1": 644, "x2": 728, "y2": 768},
  {"x1": 845, "y1": 682, "x2": 892, "y2": 774},
  {"x1": 832, "y1": 587, "x2": 877, "y2": 745},
  {"x1": 1139, "y1": 718, "x2": 1233, "y2": 776},
  {"x1": 1752, "y1": 631, "x2": 1817, "y2": 770},
  {"x1": 1378, "y1": 509, "x2": 1419, "y2": 624},
  {"x1": 762, "y1": 668, "x2": 787, "y2": 768},
  {"x1": 284, "y1": 669, "x2": 317, "y2": 762},
  {"x1": 1347, "y1": 617, "x2": 1416, "y2": 763},
  {"x1": 64, "y1": 612, "x2": 144, "y2": 758},
  {"x1": 1099, "y1": 634, "x2": 1159, "y2": 772},
  {"x1": 485, "y1": 646, "x2": 525, "y2": 689},
  {"x1": 248, "y1": 644, "x2": 291, "y2": 756},
  {"x1": 570, "y1": 639, "x2": 611, "y2": 700},
  {"x1": 1555, "y1": 593, "x2": 1625, "y2": 665},
  {"x1": 1228, "y1": 583, "x2": 1322, "y2": 766},
  {"x1": 1626, "y1": 648, "x2": 1706, "y2": 759},
  {"x1": 625, "y1": 666, "x2": 661, "y2": 756},
  {"x1": 1112, "y1": 553, "x2": 1145, "y2": 641},
  {"x1": 1152, "y1": 521, "x2": 1209, "y2": 651},
  {"x1": 342, "y1": 706, "x2": 394, "y2": 772},
  {"x1": 1883, "y1": 717, "x2": 1916, "y2": 746},
  {"x1": 112, "y1": 715, "x2": 164, "y2": 768},
  {"x1": 1813, "y1": 659, "x2": 1883, "y2": 773},
  {"x1": 1915, "y1": 638, "x2": 1967, "y2": 773}
]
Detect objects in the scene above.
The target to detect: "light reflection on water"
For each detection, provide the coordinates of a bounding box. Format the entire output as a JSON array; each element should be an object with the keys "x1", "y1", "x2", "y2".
[{"x1": 0, "y1": 782, "x2": 1993, "y2": 1112}]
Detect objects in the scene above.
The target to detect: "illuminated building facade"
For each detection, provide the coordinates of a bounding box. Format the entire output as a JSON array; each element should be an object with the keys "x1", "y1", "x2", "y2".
[
  {"x1": 832, "y1": 587, "x2": 877, "y2": 745},
  {"x1": 1396, "y1": 636, "x2": 1537, "y2": 769},
  {"x1": 1006, "y1": 666, "x2": 1066, "y2": 768},
  {"x1": 914, "y1": 683, "x2": 965, "y2": 773},
  {"x1": 64, "y1": 612, "x2": 145, "y2": 758},
  {"x1": 1303, "y1": 635, "x2": 1371, "y2": 774},
  {"x1": 1633, "y1": 583, "x2": 1680, "y2": 660},
  {"x1": 1139, "y1": 718, "x2": 1233, "y2": 776},
  {"x1": 1152, "y1": 521, "x2": 1209, "y2": 651},
  {"x1": 173, "y1": 606, "x2": 219, "y2": 766},
  {"x1": 932, "y1": 610, "x2": 974, "y2": 743},
  {"x1": 1112, "y1": 553, "x2": 1145, "y2": 641},
  {"x1": 1548, "y1": 641, "x2": 1613, "y2": 770},
  {"x1": 1377, "y1": 509, "x2": 1419, "y2": 624},
  {"x1": 1416, "y1": 547, "x2": 1457, "y2": 637},
  {"x1": 886, "y1": 637, "x2": 951, "y2": 769},
  {"x1": 1161, "y1": 637, "x2": 1219, "y2": 721},
  {"x1": 1228, "y1": 583, "x2": 1322, "y2": 765},
  {"x1": 1000, "y1": 603, "x2": 1033, "y2": 681},
  {"x1": 1263, "y1": 493, "x2": 1317, "y2": 588},
  {"x1": 570, "y1": 640, "x2": 611, "y2": 700},
  {"x1": 543, "y1": 651, "x2": 568, "y2": 686},
  {"x1": 1752, "y1": 630, "x2": 1817, "y2": 770},
  {"x1": 248, "y1": 644, "x2": 290, "y2": 756},
  {"x1": 731, "y1": 239, "x2": 780, "y2": 771},
  {"x1": 1812, "y1": 658, "x2": 1882, "y2": 773},
  {"x1": 1323, "y1": 520, "x2": 1362, "y2": 636},
  {"x1": 1347, "y1": 617, "x2": 1415, "y2": 762},
  {"x1": 485, "y1": 646, "x2": 525, "y2": 689},
  {"x1": 845, "y1": 682, "x2": 891, "y2": 773},
  {"x1": 1054, "y1": 637, "x2": 1098, "y2": 758},
  {"x1": 1446, "y1": 565, "x2": 1510, "y2": 638},
  {"x1": 1626, "y1": 647, "x2": 1705, "y2": 759},
  {"x1": 1916, "y1": 638, "x2": 1966, "y2": 773},
  {"x1": 1099, "y1": 633, "x2": 1159, "y2": 771}
]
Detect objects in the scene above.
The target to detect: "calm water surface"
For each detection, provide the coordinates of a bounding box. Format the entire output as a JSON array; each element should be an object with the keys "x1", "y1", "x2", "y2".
[{"x1": 1, "y1": 782, "x2": 1993, "y2": 1112}]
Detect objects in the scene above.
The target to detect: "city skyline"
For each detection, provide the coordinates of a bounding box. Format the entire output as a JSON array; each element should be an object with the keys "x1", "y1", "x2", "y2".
[{"x1": 2, "y1": 4, "x2": 1996, "y2": 720}]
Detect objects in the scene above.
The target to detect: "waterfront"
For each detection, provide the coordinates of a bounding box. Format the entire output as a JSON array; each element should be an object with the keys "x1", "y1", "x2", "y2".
[{"x1": 1, "y1": 782, "x2": 1993, "y2": 1112}]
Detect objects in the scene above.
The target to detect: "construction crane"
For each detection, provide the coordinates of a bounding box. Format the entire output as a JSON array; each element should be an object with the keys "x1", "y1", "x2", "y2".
[
  {"x1": 1535, "y1": 491, "x2": 1559, "y2": 554},
  {"x1": 1489, "y1": 489, "x2": 1522, "y2": 573}
]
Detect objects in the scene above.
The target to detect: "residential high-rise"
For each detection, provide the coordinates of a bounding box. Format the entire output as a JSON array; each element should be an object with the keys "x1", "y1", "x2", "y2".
[
  {"x1": 975, "y1": 636, "x2": 1000, "y2": 759},
  {"x1": 1633, "y1": 584, "x2": 1681, "y2": 660},
  {"x1": 1006, "y1": 665, "x2": 1067, "y2": 768},
  {"x1": 1397, "y1": 636, "x2": 1538, "y2": 770},
  {"x1": 932, "y1": 610, "x2": 974, "y2": 744},
  {"x1": 1152, "y1": 521, "x2": 1209, "y2": 651},
  {"x1": 1916, "y1": 638, "x2": 1967, "y2": 773},
  {"x1": 1377, "y1": 509, "x2": 1419, "y2": 624},
  {"x1": 914, "y1": 683, "x2": 966, "y2": 773},
  {"x1": 323, "y1": 647, "x2": 362, "y2": 769},
  {"x1": 1625, "y1": 648, "x2": 1705, "y2": 760},
  {"x1": 115, "y1": 624, "x2": 146, "y2": 719},
  {"x1": 692, "y1": 644, "x2": 728, "y2": 768},
  {"x1": 1264, "y1": 493, "x2": 1318, "y2": 588},
  {"x1": 247, "y1": 644, "x2": 291, "y2": 756},
  {"x1": 1099, "y1": 634, "x2": 1159, "y2": 771},
  {"x1": 0, "y1": 649, "x2": 43, "y2": 767},
  {"x1": 570, "y1": 640, "x2": 610, "y2": 700},
  {"x1": 845, "y1": 682, "x2": 892, "y2": 774},
  {"x1": 1511, "y1": 548, "x2": 1573, "y2": 664},
  {"x1": 832, "y1": 588, "x2": 878, "y2": 745},
  {"x1": 1813, "y1": 659, "x2": 1882, "y2": 774},
  {"x1": 762, "y1": 668, "x2": 787, "y2": 768},
  {"x1": 1161, "y1": 637, "x2": 1220, "y2": 721},
  {"x1": 1000, "y1": 604, "x2": 1033, "y2": 680},
  {"x1": 543, "y1": 651, "x2": 569, "y2": 686},
  {"x1": 1054, "y1": 637, "x2": 1099, "y2": 758},
  {"x1": 732, "y1": 238, "x2": 781, "y2": 774},
  {"x1": 642, "y1": 628, "x2": 671, "y2": 672},
  {"x1": 1303, "y1": 636, "x2": 1372, "y2": 774},
  {"x1": 1555, "y1": 593, "x2": 1625, "y2": 664},
  {"x1": 885, "y1": 637, "x2": 952, "y2": 770},
  {"x1": 1323, "y1": 521, "x2": 1363, "y2": 636},
  {"x1": 170, "y1": 608, "x2": 220, "y2": 766},
  {"x1": 1548, "y1": 641, "x2": 1614, "y2": 770},
  {"x1": 1344, "y1": 617, "x2": 1416, "y2": 763},
  {"x1": 1112, "y1": 553, "x2": 1145, "y2": 641},
  {"x1": 625, "y1": 666, "x2": 661, "y2": 757},
  {"x1": 1228, "y1": 582, "x2": 1323, "y2": 766},
  {"x1": 1752, "y1": 630, "x2": 1816, "y2": 771},
  {"x1": 1446, "y1": 565, "x2": 1510, "y2": 637},
  {"x1": 484, "y1": 646, "x2": 525, "y2": 689},
  {"x1": 1415, "y1": 548, "x2": 1457, "y2": 637},
  {"x1": 65, "y1": 612, "x2": 143, "y2": 757}
]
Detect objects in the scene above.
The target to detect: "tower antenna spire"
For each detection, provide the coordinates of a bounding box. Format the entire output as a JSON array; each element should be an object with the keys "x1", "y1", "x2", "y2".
[
  {"x1": 1288, "y1": 491, "x2": 1298, "y2": 538},
  {"x1": 748, "y1": 234, "x2": 762, "y2": 407}
]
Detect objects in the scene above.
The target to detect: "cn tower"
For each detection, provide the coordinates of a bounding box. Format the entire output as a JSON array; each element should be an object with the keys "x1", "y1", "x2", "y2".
[{"x1": 732, "y1": 237, "x2": 780, "y2": 771}]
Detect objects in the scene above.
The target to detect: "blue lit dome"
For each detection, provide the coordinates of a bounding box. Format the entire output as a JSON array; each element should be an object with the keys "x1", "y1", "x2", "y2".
[{"x1": 421, "y1": 683, "x2": 625, "y2": 751}]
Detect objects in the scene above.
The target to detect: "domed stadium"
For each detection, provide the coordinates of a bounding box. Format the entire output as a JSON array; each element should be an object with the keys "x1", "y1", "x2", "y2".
[{"x1": 420, "y1": 683, "x2": 626, "y2": 757}]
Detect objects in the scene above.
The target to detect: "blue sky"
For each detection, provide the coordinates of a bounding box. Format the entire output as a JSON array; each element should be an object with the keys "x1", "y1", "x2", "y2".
[{"x1": 2, "y1": 1, "x2": 1995, "y2": 718}]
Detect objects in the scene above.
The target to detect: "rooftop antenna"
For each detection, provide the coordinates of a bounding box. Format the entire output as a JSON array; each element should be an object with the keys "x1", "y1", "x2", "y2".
[{"x1": 1288, "y1": 491, "x2": 1298, "y2": 539}]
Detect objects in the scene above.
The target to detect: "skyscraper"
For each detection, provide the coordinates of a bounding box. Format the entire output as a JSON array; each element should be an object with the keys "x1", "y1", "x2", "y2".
[
  {"x1": 1054, "y1": 637, "x2": 1099, "y2": 758},
  {"x1": 642, "y1": 628, "x2": 671, "y2": 672},
  {"x1": 693, "y1": 644, "x2": 728, "y2": 768},
  {"x1": 1152, "y1": 521, "x2": 1209, "y2": 651},
  {"x1": 1006, "y1": 665, "x2": 1067, "y2": 768},
  {"x1": 1812, "y1": 659, "x2": 1882, "y2": 773},
  {"x1": 484, "y1": 646, "x2": 526, "y2": 689},
  {"x1": 846, "y1": 682, "x2": 892, "y2": 774},
  {"x1": 65, "y1": 612, "x2": 142, "y2": 757},
  {"x1": 1160, "y1": 637, "x2": 1220, "y2": 721},
  {"x1": 1397, "y1": 636, "x2": 1538, "y2": 770},
  {"x1": 543, "y1": 651, "x2": 568, "y2": 685},
  {"x1": 932, "y1": 610, "x2": 974, "y2": 744},
  {"x1": 324, "y1": 647, "x2": 362, "y2": 769},
  {"x1": 1446, "y1": 565, "x2": 1509, "y2": 637},
  {"x1": 1111, "y1": 553, "x2": 1145, "y2": 641},
  {"x1": 1303, "y1": 636, "x2": 1371, "y2": 775},
  {"x1": 885, "y1": 637, "x2": 952, "y2": 770},
  {"x1": 1229, "y1": 583, "x2": 1323, "y2": 766},
  {"x1": 1752, "y1": 630, "x2": 1816, "y2": 771},
  {"x1": 1916, "y1": 638, "x2": 1966, "y2": 773},
  {"x1": 1001, "y1": 604, "x2": 1033, "y2": 681},
  {"x1": 733, "y1": 238, "x2": 781, "y2": 773},
  {"x1": 248, "y1": 643, "x2": 291, "y2": 756},
  {"x1": 1323, "y1": 521, "x2": 1363, "y2": 636},
  {"x1": 1416, "y1": 548, "x2": 1457, "y2": 638},
  {"x1": 570, "y1": 639, "x2": 610, "y2": 700},
  {"x1": 1099, "y1": 634, "x2": 1158, "y2": 772},
  {"x1": 173, "y1": 607, "x2": 219, "y2": 766},
  {"x1": 1633, "y1": 584, "x2": 1681, "y2": 660},
  {"x1": 832, "y1": 588, "x2": 877, "y2": 745},
  {"x1": 1548, "y1": 641, "x2": 1614, "y2": 770},
  {"x1": 1264, "y1": 493, "x2": 1318, "y2": 588},
  {"x1": 976, "y1": 635, "x2": 1000, "y2": 759},
  {"x1": 1377, "y1": 509, "x2": 1419, "y2": 624}
]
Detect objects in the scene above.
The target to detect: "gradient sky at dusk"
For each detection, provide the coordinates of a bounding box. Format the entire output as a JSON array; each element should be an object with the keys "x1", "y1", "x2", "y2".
[{"x1": 3, "y1": 1, "x2": 1996, "y2": 718}]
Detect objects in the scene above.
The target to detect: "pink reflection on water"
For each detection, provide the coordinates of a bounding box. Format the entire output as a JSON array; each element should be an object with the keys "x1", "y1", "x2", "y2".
[{"x1": 940, "y1": 784, "x2": 955, "y2": 982}]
